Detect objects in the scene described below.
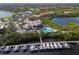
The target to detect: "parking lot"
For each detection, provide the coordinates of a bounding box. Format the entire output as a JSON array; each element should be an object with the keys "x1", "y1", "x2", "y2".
[{"x1": 0, "y1": 42, "x2": 77, "y2": 55}]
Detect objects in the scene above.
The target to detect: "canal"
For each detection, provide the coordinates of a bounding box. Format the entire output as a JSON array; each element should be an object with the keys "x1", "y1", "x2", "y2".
[
  {"x1": 0, "y1": 11, "x2": 13, "y2": 18},
  {"x1": 52, "y1": 17, "x2": 79, "y2": 25}
]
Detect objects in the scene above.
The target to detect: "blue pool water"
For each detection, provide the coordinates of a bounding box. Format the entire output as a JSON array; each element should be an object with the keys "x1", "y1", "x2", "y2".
[
  {"x1": 52, "y1": 17, "x2": 79, "y2": 25},
  {"x1": 0, "y1": 11, "x2": 13, "y2": 18},
  {"x1": 41, "y1": 27, "x2": 55, "y2": 32}
]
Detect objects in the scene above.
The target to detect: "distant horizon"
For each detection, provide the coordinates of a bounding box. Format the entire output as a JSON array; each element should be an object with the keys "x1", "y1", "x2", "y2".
[{"x1": 0, "y1": 3, "x2": 79, "y2": 9}]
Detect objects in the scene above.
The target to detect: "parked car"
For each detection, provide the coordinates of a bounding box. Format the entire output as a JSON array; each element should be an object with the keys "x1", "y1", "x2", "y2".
[
  {"x1": 53, "y1": 43, "x2": 59, "y2": 49},
  {"x1": 30, "y1": 44, "x2": 40, "y2": 53},
  {"x1": 0, "y1": 46, "x2": 5, "y2": 53},
  {"x1": 21, "y1": 45, "x2": 27, "y2": 52},
  {"x1": 50, "y1": 43, "x2": 55, "y2": 50},
  {"x1": 63, "y1": 43, "x2": 71, "y2": 49},
  {"x1": 45, "y1": 43, "x2": 51, "y2": 50},
  {"x1": 42, "y1": 43, "x2": 47, "y2": 50},
  {"x1": 13, "y1": 46, "x2": 20, "y2": 52},
  {"x1": 39, "y1": 44, "x2": 44, "y2": 51},
  {"x1": 29, "y1": 45, "x2": 35, "y2": 52},
  {"x1": 34, "y1": 44, "x2": 39, "y2": 52},
  {"x1": 3, "y1": 46, "x2": 11, "y2": 54},
  {"x1": 57, "y1": 43, "x2": 63, "y2": 49}
]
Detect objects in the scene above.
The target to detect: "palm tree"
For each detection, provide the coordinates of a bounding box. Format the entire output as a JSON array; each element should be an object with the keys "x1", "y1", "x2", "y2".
[{"x1": 37, "y1": 30, "x2": 43, "y2": 43}]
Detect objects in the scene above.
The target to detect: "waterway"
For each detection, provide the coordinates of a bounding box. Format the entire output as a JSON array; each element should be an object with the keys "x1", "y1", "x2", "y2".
[
  {"x1": 0, "y1": 11, "x2": 13, "y2": 18},
  {"x1": 52, "y1": 17, "x2": 79, "y2": 25}
]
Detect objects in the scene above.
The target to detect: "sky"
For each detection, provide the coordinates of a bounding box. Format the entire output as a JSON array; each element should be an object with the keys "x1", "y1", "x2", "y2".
[{"x1": 0, "y1": 0, "x2": 79, "y2": 3}]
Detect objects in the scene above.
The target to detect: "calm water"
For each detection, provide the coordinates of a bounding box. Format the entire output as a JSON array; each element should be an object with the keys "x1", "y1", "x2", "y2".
[
  {"x1": 0, "y1": 11, "x2": 13, "y2": 18},
  {"x1": 52, "y1": 17, "x2": 79, "y2": 25}
]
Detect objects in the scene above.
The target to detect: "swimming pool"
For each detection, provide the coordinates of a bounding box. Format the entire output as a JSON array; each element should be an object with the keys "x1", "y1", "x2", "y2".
[{"x1": 41, "y1": 27, "x2": 57, "y2": 32}]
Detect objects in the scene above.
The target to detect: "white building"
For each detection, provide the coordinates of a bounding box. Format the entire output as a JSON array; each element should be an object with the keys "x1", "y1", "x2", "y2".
[
  {"x1": 24, "y1": 11, "x2": 32, "y2": 16},
  {"x1": 28, "y1": 19, "x2": 42, "y2": 27}
]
